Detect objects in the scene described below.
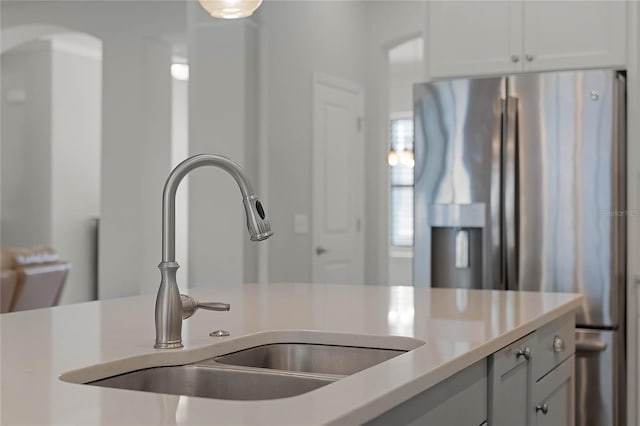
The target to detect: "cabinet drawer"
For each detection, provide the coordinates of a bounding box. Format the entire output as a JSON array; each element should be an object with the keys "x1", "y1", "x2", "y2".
[
  {"x1": 532, "y1": 355, "x2": 575, "y2": 426},
  {"x1": 533, "y1": 313, "x2": 575, "y2": 380},
  {"x1": 366, "y1": 360, "x2": 487, "y2": 426},
  {"x1": 492, "y1": 332, "x2": 536, "y2": 376}
]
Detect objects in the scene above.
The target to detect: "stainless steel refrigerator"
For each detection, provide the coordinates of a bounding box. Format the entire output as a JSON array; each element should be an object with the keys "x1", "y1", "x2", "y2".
[{"x1": 413, "y1": 69, "x2": 626, "y2": 426}]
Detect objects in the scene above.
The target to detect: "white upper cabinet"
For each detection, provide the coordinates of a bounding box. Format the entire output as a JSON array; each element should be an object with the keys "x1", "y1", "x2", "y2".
[
  {"x1": 428, "y1": 1, "x2": 523, "y2": 77},
  {"x1": 428, "y1": 1, "x2": 627, "y2": 79},
  {"x1": 522, "y1": 1, "x2": 626, "y2": 72}
]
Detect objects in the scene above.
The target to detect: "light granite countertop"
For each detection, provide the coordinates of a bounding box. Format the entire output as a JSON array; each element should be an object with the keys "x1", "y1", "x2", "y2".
[{"x1": 0, "y1": 283, "x2": 582, "y2": 425}]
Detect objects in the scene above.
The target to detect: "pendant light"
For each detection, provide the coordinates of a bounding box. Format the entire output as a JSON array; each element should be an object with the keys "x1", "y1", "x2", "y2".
[
  {"x1": 198, "y1": 0, "x2": 263, "y2": 19},
  {"x1": 387, "y1": 148, "x2": 414, "y2": 168}
]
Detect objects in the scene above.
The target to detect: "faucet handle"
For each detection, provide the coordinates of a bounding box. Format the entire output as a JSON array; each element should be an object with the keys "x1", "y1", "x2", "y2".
[
  {"x1": 181, "y1": 294, "x2": 230, "y2": 320},
  {"x1": 198, "y1": 302, "x2": 231, "y2": 311}
]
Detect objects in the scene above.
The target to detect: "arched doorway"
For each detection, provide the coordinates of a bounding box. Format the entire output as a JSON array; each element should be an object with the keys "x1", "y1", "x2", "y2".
[
  {"x1": 386, "y1": 36, "x2": 424, "y2": 285},
  {"x1": 1, "y1": 29, "x2": 103, "y2": 304}
]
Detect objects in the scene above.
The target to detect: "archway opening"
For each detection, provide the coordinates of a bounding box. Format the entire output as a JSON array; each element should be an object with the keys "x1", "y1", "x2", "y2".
[
  {"x1": 1, "y1": 30, "x2": 103, "y2": 304},
  {"x1": 386, "y1": 36, "x2": 424, "y2": 285}
]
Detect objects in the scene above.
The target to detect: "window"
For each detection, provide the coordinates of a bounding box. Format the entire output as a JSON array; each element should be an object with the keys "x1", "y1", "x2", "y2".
[{"x1": 389, "y1": 118, "x2": 414, "y2": 247}]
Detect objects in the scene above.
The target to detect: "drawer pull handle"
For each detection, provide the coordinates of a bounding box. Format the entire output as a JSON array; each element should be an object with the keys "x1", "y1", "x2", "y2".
[
  {"x1": 516, "y1": 347, "x2": 531, "y2": 360},
  {"x1": 552, "y1": 336, "x2": 565, "y2": 352},
  {"x1": 536, "y1": 403, "x2": 549, "y2": 415}
]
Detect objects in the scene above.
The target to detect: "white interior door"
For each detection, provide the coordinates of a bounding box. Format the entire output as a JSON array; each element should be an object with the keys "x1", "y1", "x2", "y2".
[{"x1": 312, "y1": 73, "x2": 364, "y2": 284}]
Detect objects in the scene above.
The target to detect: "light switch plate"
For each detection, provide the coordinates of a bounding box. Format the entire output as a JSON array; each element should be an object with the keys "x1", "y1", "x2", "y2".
[
  {"x1": 294, "y1": 213, "x2": 309, "y2": 234},
  {"x1": 6, "y1": 89, "x2": 26, "y2": 104}
]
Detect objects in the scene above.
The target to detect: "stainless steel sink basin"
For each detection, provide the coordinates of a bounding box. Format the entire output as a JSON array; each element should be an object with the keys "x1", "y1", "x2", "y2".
[
  {"x1": 63, "y1": 331, "x2": 425, "y2": 401},
  {"x1": 212, "y1": 343, "x2": 406, "y2": 375},
  {"x1": 88, "y1": 364, "x2": 336, "y2": 400},
  {"x1": 85, "y1": 344, "x2": 407, "y2": 400}
]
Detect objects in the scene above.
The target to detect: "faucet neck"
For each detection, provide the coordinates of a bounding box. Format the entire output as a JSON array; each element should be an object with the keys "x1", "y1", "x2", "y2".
[
  {"x1": 156, "y1": 154, "x2": 271, "y2": 349},
  {"x1": 161, "y1": 154, "x2": 255, "y2": 262}
]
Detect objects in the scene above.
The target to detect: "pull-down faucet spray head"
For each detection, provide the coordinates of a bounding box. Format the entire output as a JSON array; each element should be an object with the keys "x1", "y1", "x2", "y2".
[{"x1": 243, "y1": 195, "x2": 273, "y2": 241}]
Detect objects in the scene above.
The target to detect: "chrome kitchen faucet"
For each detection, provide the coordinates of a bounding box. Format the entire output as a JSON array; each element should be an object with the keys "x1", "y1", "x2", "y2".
[{"x1": 155, "y1": 154, "x2": 273, "y2": 349}]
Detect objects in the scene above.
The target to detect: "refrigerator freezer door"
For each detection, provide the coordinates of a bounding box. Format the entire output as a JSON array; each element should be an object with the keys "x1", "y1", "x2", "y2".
[
  {"x1": 575, "y1": 328, "x2": 623, "y2": 426},
  {"x1": 508, "y1": 70, "x2": 625, "y2": 327},
  {"x1": 414, "y1": 78, "x2": 505, "y2": 289}
]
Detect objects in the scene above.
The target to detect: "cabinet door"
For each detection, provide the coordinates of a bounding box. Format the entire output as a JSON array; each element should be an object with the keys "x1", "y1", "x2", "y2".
[
  {"x1": 428, "y1": 1, "x2": 523, "y2": 78},
  {"x1": 522, "y1": 1, "x2": 626, "y2": 71},
  {"x1": 532, "y1": 356, "x2": 575, "y2": 426},
  {"x1": 366, "y1": 360, "x2": 487, "y2": 426},
  {"x1": 489, "y1": 333, "x2": 535, "y2": 426}
]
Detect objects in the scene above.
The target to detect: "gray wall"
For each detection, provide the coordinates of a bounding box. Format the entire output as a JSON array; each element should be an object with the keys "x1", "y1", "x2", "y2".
[
  {"x1": 363, "y1": 1, "x2": 427, "y2": 284},
  {"x1": 1, "y1": 41, "x2": 52, "y2": 249},
  {"x1": 388, "y1": 58, "x2": 424, "y2": 286},
  {"x1": 50, "y1": 37, "x2": 102, "y2": 304},
  {"x1": 262, "y1": 1, "x2": 367, "y2": 283},
  {"x1": 1, "y1": 0, "x2": 429, "y2": 291},
  {"x1": 185, "y1": 1, "x2": 429, "y2": 286},
  {"x1": 186, "y1": 4, "x2": 260, "y2": 288}
]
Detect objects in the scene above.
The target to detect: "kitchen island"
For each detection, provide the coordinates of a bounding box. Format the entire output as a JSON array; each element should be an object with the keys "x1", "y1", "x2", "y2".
[{"x1": 0, "y1": 283, "x2": 581, "y2": 425}]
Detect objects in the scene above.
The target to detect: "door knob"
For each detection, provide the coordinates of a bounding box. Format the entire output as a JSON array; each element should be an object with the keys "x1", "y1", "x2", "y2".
[
  {"x1": 511, "y1": 54, "x2": 520, "y2": 63},
  {"x1": 526, "y1": 54, "x2": 535, "y2": 62},
  {"x1": 316, "y1": 247, "x2": 328, "y2": 255},
  {"x1": 536, "y1": 403, "x2": 549, "y2": 415}
]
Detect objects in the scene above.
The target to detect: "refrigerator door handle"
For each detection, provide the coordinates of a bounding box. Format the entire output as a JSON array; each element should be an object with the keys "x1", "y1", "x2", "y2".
[
  {"x1": 497, "y1": 98, "x2": 507, "y2": 289},
  {"x1": 504, "y1": 97, "x2": 519, "y2": 291},
  {"x1": 612, "y1": 73, "x2": 627, "y2": 327},
  {"x1": 576, "y1": 339, "x2": 608, "y2": 353}
]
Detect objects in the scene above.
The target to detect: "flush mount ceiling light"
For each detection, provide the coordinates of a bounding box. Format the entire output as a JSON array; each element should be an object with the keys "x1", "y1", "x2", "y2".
[{"x1": 198, "y1": 0, "x2": 263, "y2": 19}]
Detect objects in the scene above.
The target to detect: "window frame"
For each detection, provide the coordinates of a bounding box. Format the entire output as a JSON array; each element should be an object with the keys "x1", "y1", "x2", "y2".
[{"x1": 388, "y1": 113, "x2": 414, "y2": 250}]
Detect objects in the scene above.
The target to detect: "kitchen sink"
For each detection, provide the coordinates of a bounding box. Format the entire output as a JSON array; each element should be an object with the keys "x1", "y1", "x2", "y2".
[
  {"x1": 88, "y1": 364, "x2": 336, "y2": 400},
  {"x1": 61, "y1": 330, "x2": 425, "y2": 401},
  {"x1": 211, "y1": 343, "x2": 406, "y2": 375},
  {"x1": 86, "y1": 343, "x2": 406, "y2": 400}
]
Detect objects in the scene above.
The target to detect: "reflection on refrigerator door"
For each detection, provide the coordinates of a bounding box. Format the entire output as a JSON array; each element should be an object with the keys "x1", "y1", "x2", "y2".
[
  {"x1": 575, "y1": 328, "x2": 623, "y2": 426},
  {"x1": 413, "y1": 77, "x2": 504, "y2": 290}
]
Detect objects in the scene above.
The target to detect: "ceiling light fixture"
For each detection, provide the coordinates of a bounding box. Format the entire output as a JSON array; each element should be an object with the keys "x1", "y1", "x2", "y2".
[
  {"x1": 197, "y1": 0, "x2": 263, "y2": 19},
  {"x1": 387, "y1": 148, "x2": 414, "y2": 168},
  {"x1": 171, "y1": 63, "x2": 189, "y2": 81}
]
